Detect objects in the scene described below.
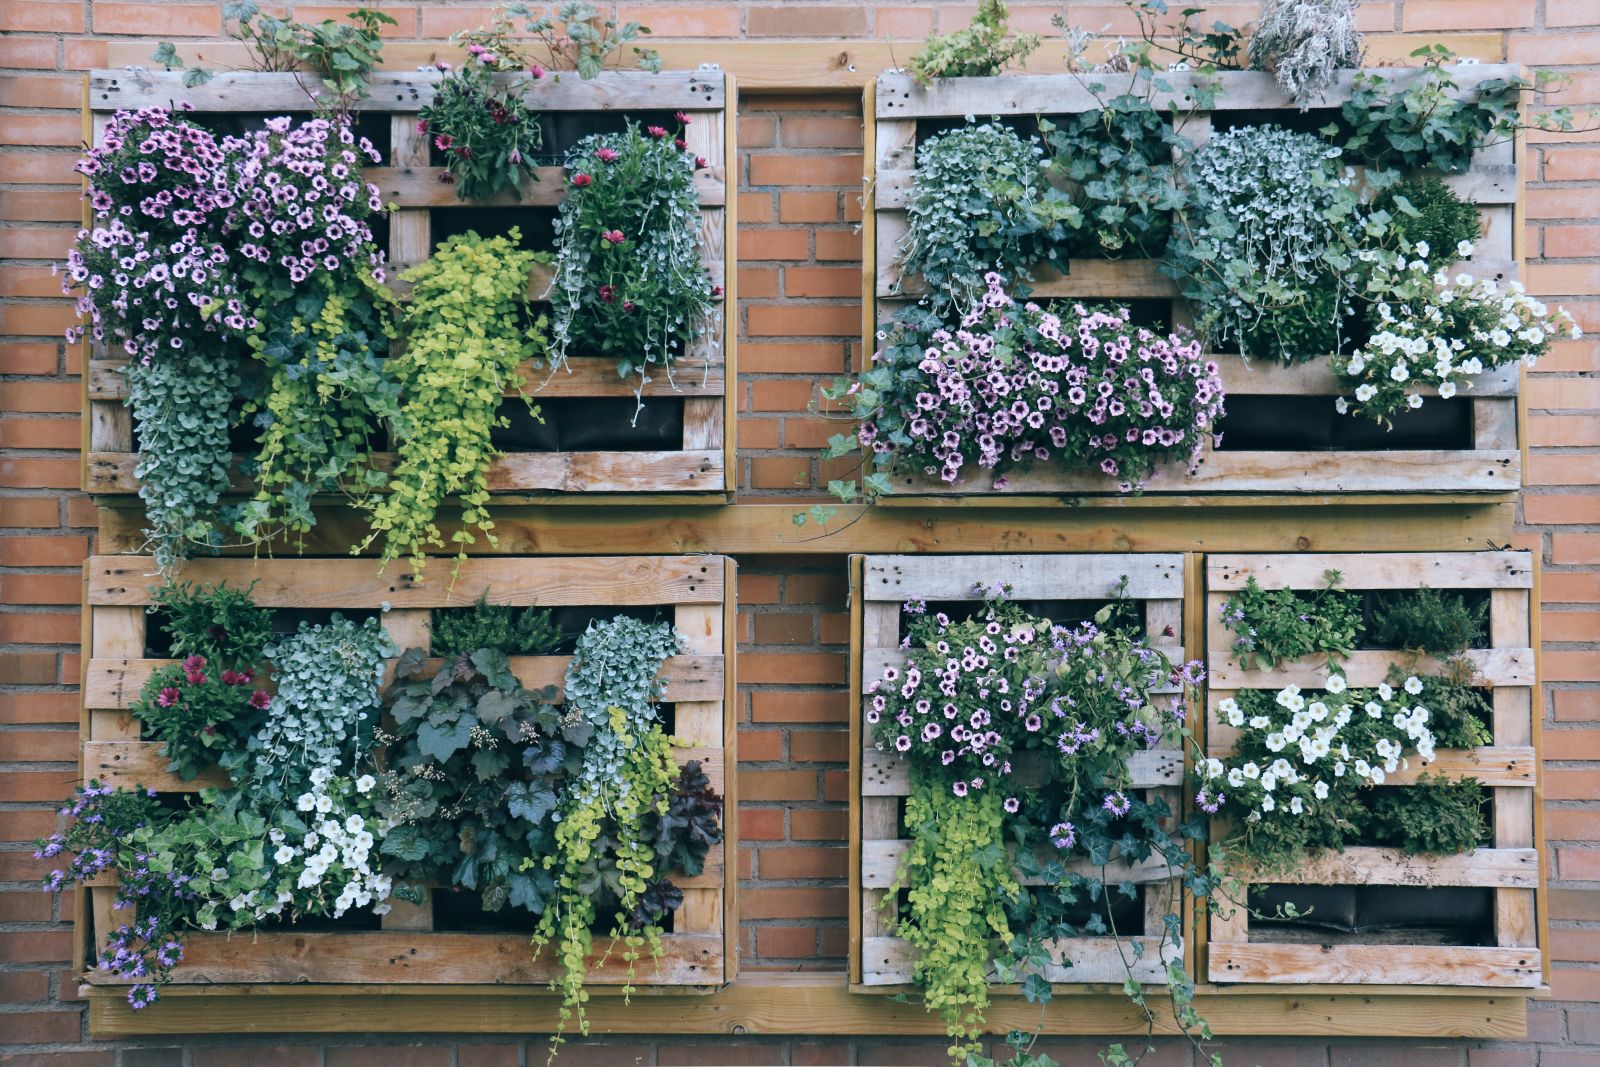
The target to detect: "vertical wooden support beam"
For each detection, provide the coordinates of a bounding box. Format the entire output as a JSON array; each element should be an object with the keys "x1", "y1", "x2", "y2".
[
  {"x1": 86, "y1": 601, "x2": 146, "y2": 965},
  {"x1": 682, "y1": 80, "x2": 728, "y2": 489},
  {"x1": 672, "y1": 573, "x2": 728, "y2": 964},
  {"x1": 847, "y1": 555, "x2": 865, "y2": 985},
  {"x1": 1490, "y1": 587, "x2": 1536, "y2": 949},
  {"x1": 857, "y1": 598, "x2": 901, "y2": 957}
]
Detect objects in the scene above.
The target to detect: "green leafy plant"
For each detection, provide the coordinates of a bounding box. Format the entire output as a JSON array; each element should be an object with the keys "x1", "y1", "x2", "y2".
[
  {"x1": 548, "y1": 121, "x2": 717, "y2": 404},
  {"x1": 360, "y1": 230, "x2": 546, "y2": 570},
  {"x1": 1341, "y1": 47, "x2": 1522, "y2": 174},
  {"x1": 150, "y1": 580, "x2": 274, "y2": 669},
  {"x1": 431, "y1": 594, "x2": 563, "y2": 658},
  {"x1": 1367, "y1": 776, "x2": 1487, "y2": 855},
  {"x1": 1041, "y1": 97, "x2": 1182, "y2": 258},
  {"x1": 1370, "y1": 587, "x2": 1488, "y2": 657},
  {"x1": 904, "y1": 0, "x2": 1041, "y2": 86},
  {"x1": 1367, "y1": 177, "x2": 1482, "y2": 265},
  {"x1": 897, "y1": 122, "x2": 1079, "y2": 315},
  {"x1": 419, "y1": 15, "x2": 545, "y2": 202},
  {"x1": 132, "y1": 653, "x2": 270, "y2": 781},
  {"x1": 507, "y1": 1, "x2": 662, "y2": 78},
  {"x1": 155, "y1": 3, "x2": 397, "y2": 114},
  {"x1": 377, "y1": 645, "x2": 573, "y2": 914},
  {"x1": 1218, "y1": 571, "x2": 1364, "y2": 670},
  {"x1": 1164, "y1": 124, "x2": 1368, "y2": 363},
  {"x1": 1409, "y1": 670, "x2": 1494, "y2": 749},
  {"x1": 1247, "y1": 0, "x2": 1363, "y2": 107}
]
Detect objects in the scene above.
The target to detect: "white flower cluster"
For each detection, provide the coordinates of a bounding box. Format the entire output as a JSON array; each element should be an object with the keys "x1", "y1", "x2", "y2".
[
  {"x1": 1203, "y1": 675, "x2": 1437, "y2": 822},
  {"x1": 1334, "y1": 241, "x2": 1581, "y2": 422},
  {"x1": 245, "y1": 769, "x2": 392, "y2": 921}
]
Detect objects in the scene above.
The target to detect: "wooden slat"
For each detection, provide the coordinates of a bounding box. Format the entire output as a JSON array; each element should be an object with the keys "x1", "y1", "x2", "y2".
[
  {"x1": 861, "y1": 746, "x2": 1183, "y2": 796},
  {"x1": 86, "y1": 740, "x2": 724, "y2": 795},
  {"x1": 86, "y1": 448, "x2": 726, "y2": 495},
  {"x1": 89, "y1": 69, "x2": 725, "y2": 113},
  {"x1": 866, "y1": 645, "x2": 1185, "y2": 693},
  {"x1": 84, "y1": 654, "x2": 724, "y2": 709},
  {"x1": 1217, "y1": 356, "x2": 1521, "y2": 400},
  {"x1": 875, "y1": 65, "x2": 1522, "y2": 118},
  {"x1": 863, "y1": 552, "x2": 1184, "y2": 601},
  {"x1": 1208, "y1": 551, "x2": 1533, "y2": 591},
  {"x1": 860, "y1": 839, "x2": 1177, "y2": 888},
  {"x1": 1208, "y1": 944, "x2": 1540, "y2": 988},
  {"x1": 1196, "y1": 744, "x2": 1536, "y2": 788},
  {"x1": 1235, "y1": 847, "x2": 1537, "y2": 890},
  {"x1": 1207, "y1": 647, "x2": 1534, "y2": 689},
  {"x1": 861, "y1": 935, "x2": 1175, "y2": 986},
  {"x1": 87, "y1": 555, "x2": 726, "y2": 607},
  {"x1": 368, "y1": 166, "x2": 725, "y2": 207},
  {"x1": 93, "y1": 357, "x2": 724, "y2": 401},
  {"x1": 84, "y1": 931, "x2": 723, "y2": 986}
]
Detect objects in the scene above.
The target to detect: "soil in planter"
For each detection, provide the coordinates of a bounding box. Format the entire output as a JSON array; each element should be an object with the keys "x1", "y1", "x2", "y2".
[
  {"x1": 489, "y1": 396, "x2": 685, "y2": 453},
  {"x1": 1247, "y1": 884, "x2": 1495, "y2": 946},
  {"x1": 1214, "y1": 395, "x2": 1474, "y2": 451},
  {"x1": 143, "y1": 607, "x2": 381, "y2": 658}
]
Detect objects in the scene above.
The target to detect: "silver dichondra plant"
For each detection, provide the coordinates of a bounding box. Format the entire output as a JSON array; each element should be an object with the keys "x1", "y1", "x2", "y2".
[{"x1": 1248, "y1": 0, "x2": 1365, "y2": 108}]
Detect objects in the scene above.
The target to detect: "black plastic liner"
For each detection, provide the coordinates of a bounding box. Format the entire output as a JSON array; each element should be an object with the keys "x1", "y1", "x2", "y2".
[
  {"x1": 1215, "y1": 395, "x2": 1475, "y2": 452},
  {"x1": 490, "y1": 396, "x2": 685, "y2": 453},
  {"x1": 1249, "y1": 884, "x2": 1495, "y2": 946}
]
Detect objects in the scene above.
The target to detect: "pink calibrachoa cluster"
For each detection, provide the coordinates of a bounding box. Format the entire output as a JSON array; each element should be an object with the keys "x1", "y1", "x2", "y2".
[
  {"x1": 867, "y1": 584, "x2": 1203, "y2": 820},
  {"x1": 852, "y1": 274, "x2": 1225, "y2": 492}
]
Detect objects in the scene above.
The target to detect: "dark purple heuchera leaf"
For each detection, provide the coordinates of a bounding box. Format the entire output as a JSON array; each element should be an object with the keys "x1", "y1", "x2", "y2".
[{"x1": 646, "y1": 760, "x2": 724, "y2": 878}]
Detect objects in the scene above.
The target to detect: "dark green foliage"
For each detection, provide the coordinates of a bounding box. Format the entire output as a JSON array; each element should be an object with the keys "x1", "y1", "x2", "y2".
[
  {"x1": 1219, "y1": 571, "x2": 1364, "y2": 669},
  {"x1": 151, "y1": 580, "x2": 273, "y2": 671},
  {"x1": 377, "y1": 645, "x2": 573, "y2": 914},
  {"x1": 1340, "y1": 47, "x2": 1521, "y2": 174},
  {"x1": 1366, "y1": 776, "x2": 1487, "y2": 855},
  {"x1": 1371, "y1": 587, "x2": 1488, "y2": 656},
  {"x1": 645, "y1": 760, "x2": 725, "y2": 879},
  {"x1": 1041, "y1": 98, "x2": 1182, "y2": 258},
  {"x1": 1368, "y1": 177, "x2": 1482, "y2": 262},
  {"x1": 1410, "y1": 671, "x2": 1494, "y2": 749},
  {"x1": 430, "y1": 594, "x2": 562, "y2": 657},
  {"x1": 1235, "y1": 280, "x2": 1350, "y2": 362},
  {"x1": 905, "y1": 0, "x2": 1041, "y2": 85}
]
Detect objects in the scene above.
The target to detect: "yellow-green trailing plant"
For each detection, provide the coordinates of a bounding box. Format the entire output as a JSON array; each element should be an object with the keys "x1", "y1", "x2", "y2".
[{"x1": 360, "y1": 229, "x2": 546, "y2": 569}]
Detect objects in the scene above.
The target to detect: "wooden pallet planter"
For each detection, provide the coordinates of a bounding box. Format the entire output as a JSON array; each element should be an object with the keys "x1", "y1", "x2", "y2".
[
  {"x1": 84, "y1": 68, "x2": 735, "y2": 500},
  {"x1": 849, "y1": 553, "x2": 1191, "y2": 990},
  {"x1": 865, "y1": 65, "x2": 1524, "y2": 497},
  {"x1": 80, "y1": 553, "x2": 737, "y2": 988},
  {"x1": 1202, "y1": 551, "x2": 1540, "y2": 988}
]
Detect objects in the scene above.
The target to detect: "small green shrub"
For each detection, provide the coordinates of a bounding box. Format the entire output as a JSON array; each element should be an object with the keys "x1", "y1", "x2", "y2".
[
  {"x1": 905, "y1": 0, "x2": 1040, "y2": 86},
  {"x1": 430, "y1": 594, "x2": 562, "y2": 657},
  {"x1": 1368, "y1": 177, "x2": 1482, "y2": 264},
  {"x1": 1371, "y1": 587, "x2": 1488, "y2": 656},
  {"x1": 1366, "y1": 776, "x2": 1487, "y2": 855},
  {"x1": 151, "y1": 581, "x2": 274, "y2": 670},
  {"x1": 1219, "y1": 571, "x2": 1364, "y2": 669}
]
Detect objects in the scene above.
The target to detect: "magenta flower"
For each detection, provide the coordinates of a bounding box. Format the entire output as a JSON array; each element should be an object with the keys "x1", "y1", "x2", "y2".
[
  {"x1": 156, "y1": 687, "x2": 181, "y2": 708},
  {"x1": 571, "y1": 173, "x2": 592, "y2": 188},
  {"x1": 645, "y1": 126, "x2": 668, "y2": 140},
  {"x1": 601, "y1": 229, "x2": 625, "y2": 245},
  {"x1": 674, "y1": 111, "x2": 691, "y2": 126},
  {"x1": 596, "y1": 148, "x2": 620, "y2": 163},
  {"x1": 248, "y1": 690, "x2": 271, "y2": 710},
  {"x1": 598, "y1": 284, "x2": 616, "y2": 303},
  {"x1": 434, "y1": 134, "x2": 453, "y2": 151}
]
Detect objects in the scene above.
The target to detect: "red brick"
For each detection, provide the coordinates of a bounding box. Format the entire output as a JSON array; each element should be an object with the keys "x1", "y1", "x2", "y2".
[
  {"x1": 1529, "y1": 455, "x2": 1600, "y2": 489},
  {"x1": 2, "y1": 1010, "x2": 81, "y2": 1043},
  {"x1": 739, "y1": 769, "x2": 818, "y2": 801},
  {"x1": 739, "y1": 807, "x2": 785, "y2": 841},
  {"x1": 738, "y1": 418, "x2": 781, "y2": 449},
  {"x1": 790, "y1": 808, "x2": 846, "y2": 841},
  {"x1": 740, "y1": 342, "x2": 847, "y2": 374},
  {"x1": 1545, "y1": 571, "x2": 1600, "y2": 603},
  {"x1": 658, "y1": 1043, "x2": 786, "y2": 1067},
  {"x1": 778, "y1": 191, "x2": 840, "y2": 223},
  {"x1": 737, "y1": 728, "x2": 784, "y2": 762},
  {"x1": 758, "y1": 846, "x2": 846, "y2": 879},
  {"x1": 750, "y1": 379, "x2": 815, "y2": 411},
  {"x1": 0, "y1": 929, "x2": 73, "y2": 963},
  {"x1": 1544, "y1": 610, "x2": 1600, "y2": 641},
  {"x1": 1549, "y1": 769, "x2": 1600, "y2": 802},
  {"x1": 1524, "y1": 493, "x2": 1600, "y2": 525},
  {"x1": 738, "y1": 652, "x2": 845, "y2": 685},
  {"x1": 739, "y1": 886, "x2": 847, "y2": 919},
  {"x1": 747, "y1": 6, "x2": 867, "y2": 36},
  {"x1": 324, "y1": 1047, "x2": 452, "y2": 1067},
  {"x1": 1546, "y1": 651, "x2": 1600, "y2": 681},
  {"x1": 1554, "y1": 535, "x2": 1600, "y2": 563},
  {"x1": 288, "y1": 6, "x2": 420, "y2": 35},
  {"x1": 822, "y1": 769, "x2": 849, "y2": 801},
  {"x1": 1401, "y1": 0, "x2": 1535, "y2": 28},
  {"x1": 790, "y1": 1041, "x2": 855, "y2": 1066},
  {"x1": 738, "y1": 573, "x2": 781, "y2": 604},
  {"x1": 748, "y1": 154, "x2": 865, "y2": 186},
  {"x1": 1510, "y1": 31, "x2": 1600, "y2": 66},
  {"x1": 749, "y1": 456, "x2": 810, "y2": 489},
  {"x1": 750, "y1": 690, "x2": 846, "y2": 723},
  {"x1": 788, "y1": 729, "x2": 848, "y2": 762},
  {"x1": 0, "y1": 37, "x2": 60, "y2": 69},
  {"x1": 0, "y1": 968, "x2": 50, "y2": 1004},
  {"x1": 1548, "y1": 0, "x2": 1600, "y2": 25},
  {"x1": 0, "y1": 226, "x2": 74, "y2": 260},
  {"x1": 0, "y1": 573, "x2": 82, "y2": 604},
  {"x1": 814, "y1": 229, "x2": 862, "y2": 261},
  {"x1": 748, "y1": 304, "x2": 861, "y2": 337},
  {"x1": 4, "y1": 382, "x2": 80, "y2": 414},
  {"x1": 0, "y1": 0, "x2": 84, "y2": 32},
  {"x1": 6, "y1": 729, "x2": 77, "y2": 763},
  {"x1": 738, "y1": 228, "x2": 810, "y2": 260},
  {"x1": 1528, "y1": 186, "x2": 1600, "y2": 221},
  {"x1": 1550, "y1": 969, "x2": 1600, "y2": 1005},
  {"x1": 1531, "y1": 416, "x2": 1600, "y2": 448},
  {"x1": 0, "y1": 344, "x2": 60, "y2": 375},
  {"x1": 737, "y1": 190, "x2": 775, "y2": 223},
  {"x1": 786, "y1": 572, "x2": 847, "y2": 603},
  {"x1": 785, "y1": 266, "x2": 859, "y2": 298},
  {"x1": 0, "y1": 152, "x2": 78, "y2": 186},
  {"x1": 738, "y1": 115, "x2": 777, "y2": 149},
  {"x1": 0, "y1": 692, "x2": 78, "y2": 724},
  {"x1": 781, "y1": 115, "x2": 865, "y2": 149},
  {"x1": 0, "y1": 891, "x2": 53, "y2": 922},
  {"x1": 0, "y1": 653, "x2": 56, "y2": 684},
  {"x1": 1543, "y1": 224, "x2": 1600, "y2": 257},
  {"x1": 753, "y1": 925, "x2": 819, "y2": 957},
  {"x1": 0, "y1": 808, "x2": 60, "y2": 841},
  {"x1": 738, "y1": 265, "x2": 779, "y2": 298},
  {"x1": 0, "y1": 116, "x2": 89, "y2": 150},
  {"x1": 876, "y1": 6, "x2": 938, "y2": 37},
  {"x1": 549, "y1": 1041, "x2": 652, "y2": 1066},
  {"x1": 1556, "y1": 690, "x2": 1600, "y2": 722},
  {"x1": 0, "y1": 536, "x2": 87, "y2": 567},
  {"x1": 753, "y1": 612, "x2": 814, "y2": 644}
]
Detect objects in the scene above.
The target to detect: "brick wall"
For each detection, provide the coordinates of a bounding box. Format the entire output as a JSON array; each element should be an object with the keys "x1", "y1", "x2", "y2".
[{"x1": 3, "y1": 2, "x2": 1599, "y2": 1063}]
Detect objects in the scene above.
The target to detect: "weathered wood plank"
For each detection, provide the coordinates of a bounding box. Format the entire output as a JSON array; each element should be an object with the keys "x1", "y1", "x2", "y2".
[
  {"x1": 89, "y1": 69, "x2": 725, "y2": 113},
  {"x1": 862, "y1": 935, "x2": 1175, "y2": 986},
  {"x1": 861, "y1": 839, "x2": 1178, "y2": 888},
  {"x1": 84, "y1": 930, "x2": 723, "y2": 986},
  {"x1": 1234, "y1": 847, "x2": 1538, "y2": 890},
  {"x1": 863, "y1": 553, "x2": 1184, "y2": 601},
  {"x1": 861, "y1": 746, "x2": 1183, "y2": 796},
  {"x1": 1207, "y1": 647, "x2": 1535, "y2": 690},
  {"x1": 86, "y1": 448, "x2": 727, "y2": 495},
  {"x1": 1208, "y1": 551, "x2": 1533, "y2": 591},
  {"x1": 84, "y1": 655, "x2": 723, "y2": 709},
  {"x1": 368, "y1": 166, "x2": 725, "y2": 207},
  {"x1": 1216, "y1": 356, "x2": 1521, "y2": 400},
  {"x1": 1208, "y1": 943, "x2": 1540, "y2": 987},
  {"x1": 875, "y1": 66, "x2": 1521, "y2": 119},
  {"x1": 87, "y1": 555, "x2": 727, "y2": 607}
]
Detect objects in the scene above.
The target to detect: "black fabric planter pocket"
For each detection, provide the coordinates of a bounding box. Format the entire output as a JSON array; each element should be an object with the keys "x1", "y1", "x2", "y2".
[
  {"x1": 489, "y1": 399, "x2": 561, "y2": 451},
  {"x1": 1214, "y1": 396, "x2": 1335, "y2": 451},
  {"x1": 553, "y1": 397, "x2": 684, "y2": 452},
  {"x1": 1334, "y1": 398, "x2": 1474, "y2": 451}
]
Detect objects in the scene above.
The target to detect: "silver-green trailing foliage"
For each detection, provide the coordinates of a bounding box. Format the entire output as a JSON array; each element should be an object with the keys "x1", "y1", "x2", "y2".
[{"x1": 1247, "y1": 0, "x2": 1364, "y2": 108}]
